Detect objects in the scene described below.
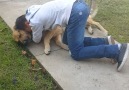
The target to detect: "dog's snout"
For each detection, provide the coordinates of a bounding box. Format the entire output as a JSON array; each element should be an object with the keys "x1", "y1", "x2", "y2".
[
  {"x1": 17, "y1": 39, "x2": 31, "y2": 46},
  {"x1": 23, "y1": 40, "x2": 28, "y2": 45},
  {"x1": 23, "y1": 38, "x2": 32, "y2": 45}
]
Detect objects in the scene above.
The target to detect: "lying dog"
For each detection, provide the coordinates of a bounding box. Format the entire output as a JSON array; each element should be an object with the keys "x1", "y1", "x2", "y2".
[
  {"x1": 13, "y1": 25, "x2": 68, "y2": 55},
  {"x1": 13, "y1": 4, "x2": 108, "y2": 55},
  {"x1": 13, "y1": 14, "x2": 108, "y2": 55}
]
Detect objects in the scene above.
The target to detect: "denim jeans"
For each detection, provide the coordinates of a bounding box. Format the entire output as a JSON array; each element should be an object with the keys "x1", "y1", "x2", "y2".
[{"x1": 63, "y1": 0, "x2": 119, "y2": 60}]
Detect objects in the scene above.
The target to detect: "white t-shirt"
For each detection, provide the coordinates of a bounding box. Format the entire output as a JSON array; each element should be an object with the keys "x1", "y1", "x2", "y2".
[{"x1": 25, "y1": 0, "x2": 76, "y2": 43}]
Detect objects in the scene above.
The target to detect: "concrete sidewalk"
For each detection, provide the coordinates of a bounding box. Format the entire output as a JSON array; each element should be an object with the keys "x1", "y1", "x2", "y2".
[{"x1": 0, "y1": 0, "x2": 129, "y2": 90}]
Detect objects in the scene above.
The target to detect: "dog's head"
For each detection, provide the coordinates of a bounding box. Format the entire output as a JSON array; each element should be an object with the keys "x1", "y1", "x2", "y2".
[
  {"x1": 13, "y1": 26, "x2": 32, "y2": 45},
  {"x1": 13, "y1": 15, "x2": 32, "y2": 45}
]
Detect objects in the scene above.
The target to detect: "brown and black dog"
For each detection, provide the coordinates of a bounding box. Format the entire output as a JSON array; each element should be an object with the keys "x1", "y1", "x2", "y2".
[{"x1": 13, "y1": 3, "x2": 108, "y2": 55}]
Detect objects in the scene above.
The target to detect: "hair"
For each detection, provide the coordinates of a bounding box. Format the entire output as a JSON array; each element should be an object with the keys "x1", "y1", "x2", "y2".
[{"x1": 15, "y1": 15, "x2": 27, "y2": 30}]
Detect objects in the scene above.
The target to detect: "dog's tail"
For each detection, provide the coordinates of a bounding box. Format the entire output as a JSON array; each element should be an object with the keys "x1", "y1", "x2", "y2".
[{"x1": 89, "y1": 0, "x2": 98, "y2": 18}]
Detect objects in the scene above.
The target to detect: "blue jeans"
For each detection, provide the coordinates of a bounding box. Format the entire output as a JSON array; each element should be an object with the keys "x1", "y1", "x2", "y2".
[{"x1": 63, "y1": 0, "x2": 119, "y2": 60}]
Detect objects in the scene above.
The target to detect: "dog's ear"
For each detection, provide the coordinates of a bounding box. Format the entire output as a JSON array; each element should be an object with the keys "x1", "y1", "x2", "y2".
[
  {"x1": 13, "y1": 25, "x2": 20, "y2": 42},
  {"x1": 12, "y1": 30, "x2": 20, "y2": 42}
]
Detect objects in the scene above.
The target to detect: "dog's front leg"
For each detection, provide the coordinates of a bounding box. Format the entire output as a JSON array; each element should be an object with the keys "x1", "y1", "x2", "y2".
[
  {"x1": 44, "y1": 32, "x2": 53, "y2": 55},
  {"x1": 55, "y1": 35, "x2": 69, "y2": 50},
  {"x1": 44, "y1": 38, "x2": 51, "y2": 55}
]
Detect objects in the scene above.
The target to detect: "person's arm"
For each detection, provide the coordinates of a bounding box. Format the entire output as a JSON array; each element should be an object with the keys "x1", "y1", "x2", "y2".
[{"x1": 31, "y1": 23, "x2": 43, "y2": 43}]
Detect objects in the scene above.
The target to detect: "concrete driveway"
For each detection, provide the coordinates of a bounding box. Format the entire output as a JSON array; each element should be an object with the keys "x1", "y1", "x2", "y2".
[{"x1": 0, "y1": 0, "x2": 129, "y2": 90}]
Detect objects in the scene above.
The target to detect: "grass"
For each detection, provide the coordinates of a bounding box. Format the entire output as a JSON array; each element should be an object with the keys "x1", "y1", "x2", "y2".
[
  {"x1": 94, "y1": 0, "x2": 129, "y2": 42},
  {"x1": 0, "y1": 18, "x2": 60, "y2": 90}
]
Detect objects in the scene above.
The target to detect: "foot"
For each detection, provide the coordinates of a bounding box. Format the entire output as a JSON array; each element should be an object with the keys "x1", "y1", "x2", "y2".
[{"x1": 117, "y1": 43, "x2": 129, "y2": 71}]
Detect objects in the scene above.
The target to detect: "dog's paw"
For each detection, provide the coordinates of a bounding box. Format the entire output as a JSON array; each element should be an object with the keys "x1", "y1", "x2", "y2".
[
  {"x1": 63, "y1": 46, "x2": 69, "y2": 51},
  {"x1": 44, "y1": 48, "x2": 51, "y2": 55},
  {"x1": 87, "y1": 26, "x2": 94, "y2": 35},
  {"x1": 61, "y1": 44, "x2": 69, "y2": 51},
  {"x1": 103, "y1": 31, "x2": 108, "y2": 36},
  {"x1": 88, "y1": 30, "x2": 94, "y2": 35}
]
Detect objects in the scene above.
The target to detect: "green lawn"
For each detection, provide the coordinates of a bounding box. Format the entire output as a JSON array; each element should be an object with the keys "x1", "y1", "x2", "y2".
[
  {"x1": 95, "y1": 0, "x2": 129, "y2": 42},
  {"x1": 0, "y1": 18, "x2": 59, "y2": 90}
]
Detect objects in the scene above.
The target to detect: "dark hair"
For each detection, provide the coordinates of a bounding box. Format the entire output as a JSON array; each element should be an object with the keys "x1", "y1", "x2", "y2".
[{"x1": 15, "y1": 15, "x2": 27, "y2": 30}]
